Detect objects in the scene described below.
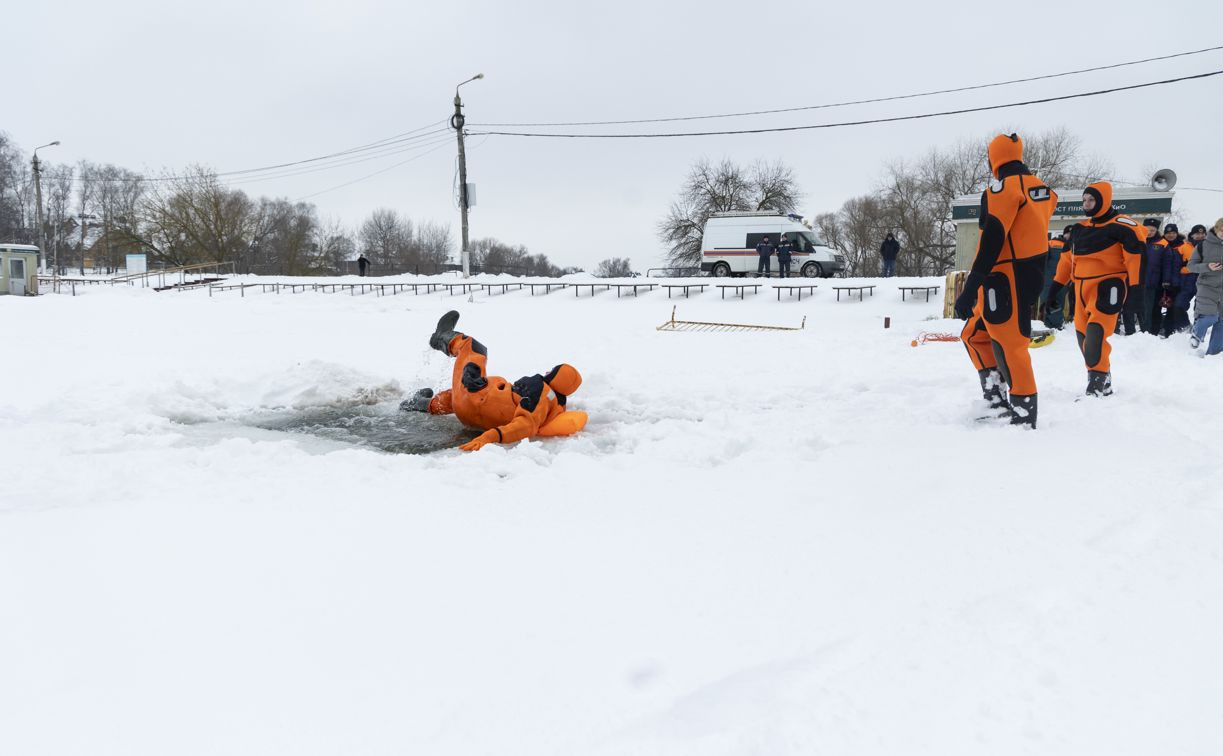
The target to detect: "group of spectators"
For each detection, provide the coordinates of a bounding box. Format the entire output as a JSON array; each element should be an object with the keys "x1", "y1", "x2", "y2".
[{"x1": 1039, "y1": 217, "x2": 1223, "y2": 356}]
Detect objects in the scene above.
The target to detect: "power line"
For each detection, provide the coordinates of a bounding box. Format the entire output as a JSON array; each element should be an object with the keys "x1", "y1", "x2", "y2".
[
  {"x1": 217, "y1": 133, "x2": 457, "y2": 186},
  {"x1": 294, "y1": 141, "x2": 454, "y2": 201},
  {"x1": 216, "y1": 123, "x2": 449, "y2": 177},
  {"x1": 472, "y1": 45, "x2": 1223, "y2": 127},
  {"x1": 470, "y1": 69, "x2": 1223, "y2": 139},
  {"x1": 50, "y1": 121, "x2": 451, "y2": 185}
]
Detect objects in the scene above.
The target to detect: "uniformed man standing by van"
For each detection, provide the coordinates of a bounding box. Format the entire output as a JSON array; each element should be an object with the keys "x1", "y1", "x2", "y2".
[
  {"x1": 756, "y1": 235, "x2": 775, "y2": 277},
  {"x1": 776, "y1": 236, "x2": 793, "y2": 278}
]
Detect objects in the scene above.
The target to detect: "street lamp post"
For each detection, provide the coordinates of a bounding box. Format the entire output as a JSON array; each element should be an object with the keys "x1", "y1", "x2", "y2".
[
  {"x1": 32, "y1": 141, "x2": 61, "y2": 287},
  {"x1": 452, "y1": 74, "x2": 483, "y2": 278}
]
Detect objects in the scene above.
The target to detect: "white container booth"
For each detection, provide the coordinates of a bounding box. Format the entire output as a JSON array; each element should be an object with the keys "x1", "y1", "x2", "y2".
[{"x1": 0, "y1": 244, "x2": 40, "y2": 296}]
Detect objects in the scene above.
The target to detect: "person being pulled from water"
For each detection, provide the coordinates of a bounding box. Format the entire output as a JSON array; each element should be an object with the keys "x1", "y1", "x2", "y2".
[{"x1": 400, "y1": 311, "x2": 587, "y2": 451}]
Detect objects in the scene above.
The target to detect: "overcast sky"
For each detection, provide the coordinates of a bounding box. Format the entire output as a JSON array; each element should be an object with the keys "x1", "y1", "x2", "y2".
[{"x1": 10, "y1": 0, "x2": 1223, "y2": 270}]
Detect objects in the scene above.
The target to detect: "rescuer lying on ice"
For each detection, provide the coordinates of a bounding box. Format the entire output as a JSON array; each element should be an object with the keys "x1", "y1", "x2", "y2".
[
  {"x1": 1043, "y1": 181, "x2": 1147, "y2": 397},
  {"x1": 400, "y1": 310, "x2": 588, "y2": 451}
]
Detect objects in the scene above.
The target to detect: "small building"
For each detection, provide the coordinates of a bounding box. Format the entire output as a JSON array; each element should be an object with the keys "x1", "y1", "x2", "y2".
[
  {"x1": 0, "y1": 244, "x2": 41, "y2": 296},
  {"x1": 951, "y1": 188, "x2": 1174, "y2": 270}
]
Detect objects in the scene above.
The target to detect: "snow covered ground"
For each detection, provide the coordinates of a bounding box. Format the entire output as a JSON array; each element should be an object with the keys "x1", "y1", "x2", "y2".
[{"x1": 2, "y1": 276, "x2": 1221, "y2": 755}]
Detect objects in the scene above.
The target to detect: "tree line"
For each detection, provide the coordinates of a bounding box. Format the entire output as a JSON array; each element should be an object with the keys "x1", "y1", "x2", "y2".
[
  {"x1": 0, "y1": 132, "x2": 574, "y2": 277},
  {"x1": 657, "y1": 127, "x2": 1115, "y2": 276}
]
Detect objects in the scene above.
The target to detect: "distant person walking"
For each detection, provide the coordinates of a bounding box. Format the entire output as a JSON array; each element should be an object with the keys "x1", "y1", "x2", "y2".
[
  {"x1": 357, "y1": 254, "x2": 370, "y2": 277},
  {"x1": 1187, "y1": 218, "x2": 1223, "y2": 355},
  {"x1": 756, "y1": 235, "x2": 775, "y2": 277},
  {"x1": 880, "y1": 233, "x2": 900, "y2": 277},
  {"x1": 776, "y1": 236, "x2": 793, "y2": 278}
]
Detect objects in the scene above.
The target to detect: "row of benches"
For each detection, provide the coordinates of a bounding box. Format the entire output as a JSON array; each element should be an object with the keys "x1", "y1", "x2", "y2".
[{"x1": 206, "y1": 280, "x2": 943, "y2": 302}]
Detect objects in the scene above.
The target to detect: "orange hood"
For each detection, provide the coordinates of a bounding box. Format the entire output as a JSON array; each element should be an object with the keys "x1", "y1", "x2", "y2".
[
  {"x1": 1083, "y1": 181, "x2": 1113, "y2": 219},
  {"x1": 988, "y1": 133, "x2": 1024, "y2": 178}
]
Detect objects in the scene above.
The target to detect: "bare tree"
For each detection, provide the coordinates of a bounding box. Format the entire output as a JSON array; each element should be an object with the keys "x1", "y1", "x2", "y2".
[
  {"x1": 594, "y1": 257, "x2": 633, "y2": 278},
  {"x1": 359, "y1": 208, "x2": 412, "y2": 268},
  {"x1": 658, "y1": 158, "x2": 804, "y2": 268},
  {"x1": 415, "y1": 221, "x2": 453, "y2": 268},
  {"x1": 134, "y1": 166, "x2": 257, "y2": 267},
  {"x1": 818, "y1": 128, "x2": 1116, "y2": 276},
  {"x1": 315, "y1": 217, "x2": 355, "y2": 274}
]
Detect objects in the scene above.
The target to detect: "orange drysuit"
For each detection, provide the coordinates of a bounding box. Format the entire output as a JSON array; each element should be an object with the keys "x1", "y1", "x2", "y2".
[
  {"x1": 427, "y1": 333, "x2": 587, "y2": 451},
  {"x1": 956, "y1": 133, "x2": 1057, "y2": 426},
  {"x1": 1050, "y1": 182, "x2": 1147, "y2": 387}
]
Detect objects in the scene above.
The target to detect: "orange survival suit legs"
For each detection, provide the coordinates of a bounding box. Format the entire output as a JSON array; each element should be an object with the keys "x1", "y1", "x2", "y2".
[
  {"x1": 960, "y1": 258, "x2": 1044, "y2": 425},
  {"x1": 1072, "y1": 275, "x2": 1126, "y2": 396}
]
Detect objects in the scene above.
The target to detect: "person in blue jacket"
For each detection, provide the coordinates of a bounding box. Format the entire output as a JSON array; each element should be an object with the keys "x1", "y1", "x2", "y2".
[
  {"x1": 1149, "y1": 224, "x2": 1187, "y2": 337},
  {"x1": 755, "y1": 235, "x2": 775, "y2": 277}
]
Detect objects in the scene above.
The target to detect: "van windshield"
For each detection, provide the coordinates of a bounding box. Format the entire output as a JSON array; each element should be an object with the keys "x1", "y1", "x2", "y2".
[{"x1": 787, "y1": 232, "x2": 823, "y2": 252}]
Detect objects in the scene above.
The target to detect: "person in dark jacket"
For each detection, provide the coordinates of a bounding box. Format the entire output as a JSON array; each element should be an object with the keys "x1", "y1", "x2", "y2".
[
  {"x1": 1187, "y1": 219, "x2": 1223, "y2": 355},
  {"x1": 1175, "y1": 224, "x2": 1209, "y2": 331},
  {"x1": 1156, "y1": 224, "x2": 1194, "y2": 335},
  {"x1": 880, "y1": 233, "x2": 900, "y2": 277},
  {"x1": 357, "y1": 254, "x2": 371, "y2": 277},
  {"x1": 1040, "y1": 228, "x2": 1072, "y2": 326},
  {"x1": 1148, "y1": 224, "x2": 1187, "y2": 337},
  {"x1": 776, "y1": 236, "x2": 794, "y2": 278},
  {"x1": 756, "y1": 236, "x2": 775, "y2": 277},
  {"x1": 1135, "y1": 218, "x2": 1162, "y2": 332}
]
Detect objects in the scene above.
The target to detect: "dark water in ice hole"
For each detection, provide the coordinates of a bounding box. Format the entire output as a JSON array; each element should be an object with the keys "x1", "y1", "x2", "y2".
[{"x1": 247, "y1": 403, "x2": 480, "y2": 455}]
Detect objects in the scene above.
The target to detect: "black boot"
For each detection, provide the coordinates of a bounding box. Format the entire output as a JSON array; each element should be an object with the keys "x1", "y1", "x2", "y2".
[
  {"x1": 399, "y1": 388, "x2": 434, "y2": 412},
  {"x1": 1085, "y1": 370, "x2": 1113, "y2": 397},
  {"x1": 978, "y1": 369, "x2": 1010, "y2": 417},
  {"x1": 429, "y1": 310, "x2": 460, "y2": 354},
  {"x1": 1009, "y1": 394, "x2": 1037, "y2": 429}
]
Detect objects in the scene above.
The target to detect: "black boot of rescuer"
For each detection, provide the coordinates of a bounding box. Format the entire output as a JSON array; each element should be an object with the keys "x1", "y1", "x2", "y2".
[
  {"x1": 1009, "y1": 394, "x2": 1037, "y2": 429},
  {"x1": 977, "y1": 369, "x2": 1011, "y2": 418},
  {"x1": 1086, "y1": 370, "x2": 1113, "y2": 397},
  {"x1": 429, "y1": 310, "x2": 460, "y2": 354}
]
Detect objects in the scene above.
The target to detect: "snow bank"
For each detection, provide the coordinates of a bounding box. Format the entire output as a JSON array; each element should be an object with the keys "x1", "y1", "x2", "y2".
[{"x1": 2, "y1": 278, "x2": 1220, "y2": 755}]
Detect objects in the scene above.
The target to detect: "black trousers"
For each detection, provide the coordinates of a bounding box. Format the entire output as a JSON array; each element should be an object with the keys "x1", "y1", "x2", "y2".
[{"x1": 757, "y1": 255, "x2": 771, "y2": 275}]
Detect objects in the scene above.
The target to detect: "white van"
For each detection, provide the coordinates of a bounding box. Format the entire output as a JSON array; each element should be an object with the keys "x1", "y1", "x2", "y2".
[{"x1": 699, "y1": 211, "x2": 846, "y2": 278}]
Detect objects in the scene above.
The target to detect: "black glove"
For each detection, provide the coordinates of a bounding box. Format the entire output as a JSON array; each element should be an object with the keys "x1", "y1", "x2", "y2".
[
  {"x1": 1043, "y1": 308, "x2": 1065, "y2": 330},
  {"x1": 954, "y1": 274, "x2": 982, "y2": 320},
  {"x1": 1126, "y1": 284, "x2": 1141, "y2": 306},
  {"x1": 399, "y1": 388, "x2": 434, "y2": 412}
]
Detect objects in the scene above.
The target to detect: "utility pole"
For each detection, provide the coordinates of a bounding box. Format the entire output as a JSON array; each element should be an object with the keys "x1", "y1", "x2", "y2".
[
  {"x1": 32, "y1": 141, "x2": 61, "y2": 289},
  {"x1": 452, "y1": 74, "x2": 483, "y2": 278}
]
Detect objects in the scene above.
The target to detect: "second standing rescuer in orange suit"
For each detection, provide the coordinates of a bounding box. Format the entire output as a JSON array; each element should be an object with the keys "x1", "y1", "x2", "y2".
[
  {"x1": 401, "y1": 311, "x2": 588, "y2": 451},
  {"x1": 1043, "y1": 182, "x2": 1147, "y2": 397},
  {"x1": 954, "y1": 133, "x2": 1057, "y2": 428}
]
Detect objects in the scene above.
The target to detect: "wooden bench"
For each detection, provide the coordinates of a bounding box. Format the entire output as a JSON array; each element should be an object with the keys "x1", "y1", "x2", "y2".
[
  {"x1": 526, "y1": 283, "x2": 568, "y2": 296},
  {"x1": 661, "y1": 283, "x2": 708, "y2": 299},
  {"x1": 898, "y1": 285, "x2": 940, "y2": 302},
  {"x1": 208, "y1": 283, "x2": 258, "y2": 297},
  {"x1": 572, "y1": 283, "x2": 612, "y2": 297},
  {"x1": 717, "y1": 283, "x2": 762, "y2": 300},
  {"x1": 481, "y1": 282, "x2": 524, "y2": 296},
  {"x1": 833, "y1": 285, "x2": 875, "y2": 301},
  {"x1": 610, "y1": 283, "x2": 657, "y2": 298},
  {"x1": 774, "y1": 284, "x2": 819, "y2": 301}
]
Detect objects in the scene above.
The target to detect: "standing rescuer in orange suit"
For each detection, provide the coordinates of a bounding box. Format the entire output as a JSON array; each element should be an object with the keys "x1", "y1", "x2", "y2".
[
  {"x1": 1043, "y1": 182, "x2": 1147, "y2": 397},
  {"x1": 400, "y1": 311, "x2": 588, "y2": 451},
  {"x1": 953, "y1": 133, "x2": 1057, "y2": 428}
]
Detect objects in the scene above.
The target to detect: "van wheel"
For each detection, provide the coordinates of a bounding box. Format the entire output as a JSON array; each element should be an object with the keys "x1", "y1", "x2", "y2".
[
  {"x1": 802, "y1": 262, "x2": 822, "y2": 278},
  {"x1": 711, "y1": 262, "x2": 731, "y2": 278}
]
